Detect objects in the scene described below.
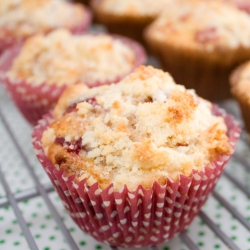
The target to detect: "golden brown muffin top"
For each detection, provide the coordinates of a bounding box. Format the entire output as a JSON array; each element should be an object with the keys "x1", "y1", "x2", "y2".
[
  {"x1": 145, "y1": 0, "x2": 250, "y2": 51},
  {"x1": 7, "y1": 29, "x2": 136, "y2": 86},
  {"x1": 42, "y1": 66, "x2": 231, "y2": 191},
  {"x1": 0, "y1": 0, "x2": 87, "y2": 38}
]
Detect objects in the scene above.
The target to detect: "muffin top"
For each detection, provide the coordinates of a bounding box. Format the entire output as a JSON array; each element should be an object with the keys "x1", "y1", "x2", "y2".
[
  {"x1": 0, "y1": 0, "x2": 87, "y2": 39},
  {"x1": 230, "y1": 61, "x2": 250, "y2": 102},
  {"x1": 92, "y1": 0, "x2": 173, "y2": 17},
  {"x1": 7, "y1": 29, "x2": 137, "y2": 86},
  {"x1": 41, "y1": 66, "x2": 231, "y2": 191},
  {"x1": 145, "y1": 0, "x2": 250, "y2": 51}
]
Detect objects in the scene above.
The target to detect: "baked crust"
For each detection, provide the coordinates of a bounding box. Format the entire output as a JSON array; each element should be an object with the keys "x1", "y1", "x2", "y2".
[
  {"x1": 7, "y1": 30, "x2": 137, "y2": 86},
  {"x1": 145, "y1": 0, "x2": 250, "y2": 54},
  {"x1": 42, "y1": 66, "x2": 232, "y2": 190}
]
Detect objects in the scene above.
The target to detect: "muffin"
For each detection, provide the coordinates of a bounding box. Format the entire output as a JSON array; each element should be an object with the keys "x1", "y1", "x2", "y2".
[
  {"x1": 91, "y1": 0, "x2": 174, "y2": 44},
  {"x1": 0, "y1": 0, "x2": 92, "y2": 54},
  {"x1": 0, "y1": 29, "x2": 146, "y2": 125},
  {"x1": 32, "y1": 66, "x2": 240, "y2": 248},
  {"x1": 144, "y1": 0, "x2": 250, "y2": 101},
  {"x1": 230, "y1": 61, "x2": 250, "y2": 136}
]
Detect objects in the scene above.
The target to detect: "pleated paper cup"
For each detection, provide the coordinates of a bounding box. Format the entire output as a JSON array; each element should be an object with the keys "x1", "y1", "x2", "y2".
[
  {"x1": 32, "y1": 105, "x2": 240, "y2": 248},
  {"x1": 0, "y1": 35, "x2": 146, "y2": 126},
  {"x1": 0, "y1": 44, "x2": 67, "y2": 125},
  {"x1": 81, "y1": 34, "x2": 147, "y2": 88}
]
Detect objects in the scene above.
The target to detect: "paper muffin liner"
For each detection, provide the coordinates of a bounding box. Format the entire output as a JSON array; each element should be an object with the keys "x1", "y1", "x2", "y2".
[
  {"x1": 0, "y1": 6, "x2": 92, "y2": 55},
  {"x1": 32, "y1": 105, "x2": 240, "y2": 248},
  {"x1": 0, "y1": 35, "x2": 146, "y2": 126}
]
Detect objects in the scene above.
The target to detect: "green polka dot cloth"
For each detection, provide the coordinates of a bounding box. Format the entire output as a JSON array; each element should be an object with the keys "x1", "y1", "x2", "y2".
[{"x1": 0, "y1": 84, "x2": 249, "y2": 250}]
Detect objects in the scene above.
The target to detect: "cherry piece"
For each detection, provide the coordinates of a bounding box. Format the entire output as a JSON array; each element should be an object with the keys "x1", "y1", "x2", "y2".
[{"x1": 55, "y1": 137, "x2": 85, "y2": 154}]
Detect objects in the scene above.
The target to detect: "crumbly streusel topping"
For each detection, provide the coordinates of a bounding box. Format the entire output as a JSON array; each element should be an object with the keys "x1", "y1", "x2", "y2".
[
  {"x1": 7, "y1": 29, "x2": 136, "y2": 86},
  {"x1": 0, "y1": 0, "x2": 87, "y2": 38},
  {"x1": 146, "y1": 0, "x2": 250, "y2": 51},
  {"x1": 94, "y1": 0, "x2": 173, "y2": 17},
  {"x1": 41, "y1": 66, "x2": 231, "y2": 191}
]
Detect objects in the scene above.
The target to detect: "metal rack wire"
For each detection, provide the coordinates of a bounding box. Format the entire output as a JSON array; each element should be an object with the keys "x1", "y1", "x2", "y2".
[{"x1": 0, "y1": 84, "x2": 249, "y2": 250}]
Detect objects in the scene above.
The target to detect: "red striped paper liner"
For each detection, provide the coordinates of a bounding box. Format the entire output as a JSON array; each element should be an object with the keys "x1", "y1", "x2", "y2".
[{"x1": 32, "y1": 105, "x2": 241, "y2": 248}]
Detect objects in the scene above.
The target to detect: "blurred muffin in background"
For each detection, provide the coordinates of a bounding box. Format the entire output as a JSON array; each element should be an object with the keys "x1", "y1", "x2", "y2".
[
  {"x1": 145, "y1": 0, "x2": 250, "y2": 101},
  {"x1": 0, "y1": 29, "x2": 146, "y2": 125},
  {"x1": 91, "y1": 0, "x2": 174, "y2": 44},
  {"x1": 0, "y1": 0, "x2": 92, "y2": 54},
  {"x1": 230, "y1": 61, "x2": 250, "y2": 136}
]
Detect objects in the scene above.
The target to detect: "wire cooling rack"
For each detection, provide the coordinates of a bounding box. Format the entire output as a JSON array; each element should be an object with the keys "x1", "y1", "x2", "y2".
[{"x1": 0, "y1": 82, "x2": 250, "y2": 250}]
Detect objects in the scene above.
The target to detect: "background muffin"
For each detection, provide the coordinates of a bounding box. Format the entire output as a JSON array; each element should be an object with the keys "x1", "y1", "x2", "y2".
[
  {"x1": 0, "y1": 0, "x2": 92, "y2": 54},
  {"x1": 0, "y1": 29, "x2": 146, "y2": 125},
  {"x1": 33, "y1": 66, "x2": 240, "y2": 248},
  {"x1": 230, "y1": 61, "x2": 250, "y2": 136},
  {"x1": 91, "y1": 0, "x2": 174, "y2": 44},
  {"x1": 145, "y1": 0, "x2": 250, "y2": 101}
]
